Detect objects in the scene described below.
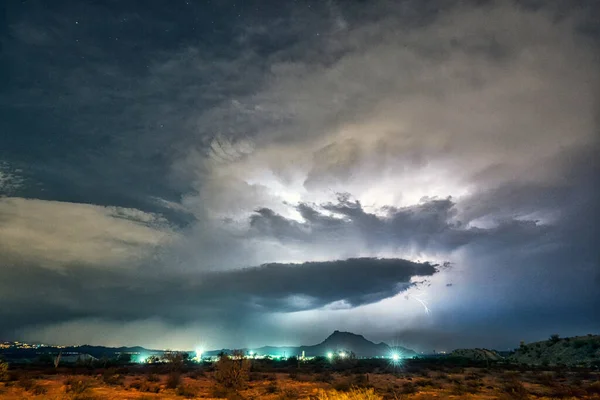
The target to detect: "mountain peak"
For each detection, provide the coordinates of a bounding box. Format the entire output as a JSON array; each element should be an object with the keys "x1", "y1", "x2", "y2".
[
  {"x1": 322, "y1": 331, "x2": 372, "y2": 347},
  {"x1": 327, "y1": 330, "x2": 365, "y2": 339}
]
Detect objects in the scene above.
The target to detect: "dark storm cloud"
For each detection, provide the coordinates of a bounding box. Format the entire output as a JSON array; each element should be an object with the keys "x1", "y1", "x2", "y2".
[
  {"x1": 0, "y1": 0, "x2": 270, "y2": 220},
  {"x1": 249, "y1": 194, "x2": 552, "y2": 253},
  {"x1": 0, "y1": 257, "x2": 437, "y2": 336}
]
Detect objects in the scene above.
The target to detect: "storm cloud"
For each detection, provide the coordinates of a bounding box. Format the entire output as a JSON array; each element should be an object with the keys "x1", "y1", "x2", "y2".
[{"x1": 0, "y1": 0, "x2": 598, "y2": 350}]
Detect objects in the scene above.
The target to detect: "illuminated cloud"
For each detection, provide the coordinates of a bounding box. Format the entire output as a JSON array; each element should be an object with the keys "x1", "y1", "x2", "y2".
[{"x1": 0, "y1": 197, "x2": 177, "y2": 270}]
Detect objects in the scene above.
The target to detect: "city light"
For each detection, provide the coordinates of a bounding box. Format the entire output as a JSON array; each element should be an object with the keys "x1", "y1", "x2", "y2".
[
  {"x1": 339, "y1": 352, "x2": 347, "y2": 358},
  {"x1": 389, "y1": 351, "x2": 404, "y2": 366},
  {"x1": 195, "y1": 347, "x2": 204, "y2": 361},
  {"x1": 326, "y1": 352, "x2": 333, "y2": 359}
]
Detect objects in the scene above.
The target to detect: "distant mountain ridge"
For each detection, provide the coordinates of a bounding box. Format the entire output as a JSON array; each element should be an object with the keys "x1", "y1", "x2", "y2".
[
  {"x1": 204, "y1": 330, "x2": 417, "y2": 358},
  {"x1": 1, "y1": 331, "x2": 417, "y2": 361}
]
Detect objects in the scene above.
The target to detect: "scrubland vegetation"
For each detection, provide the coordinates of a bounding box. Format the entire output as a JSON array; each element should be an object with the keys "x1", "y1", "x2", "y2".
[{"x1": 1, "y1": 355, "x2": 599, "y2": 399}]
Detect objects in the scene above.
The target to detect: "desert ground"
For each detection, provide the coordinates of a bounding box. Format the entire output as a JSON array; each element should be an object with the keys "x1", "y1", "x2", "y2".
[{"x1": 1, "y1": 358, "x2": 599, "y2": 400}]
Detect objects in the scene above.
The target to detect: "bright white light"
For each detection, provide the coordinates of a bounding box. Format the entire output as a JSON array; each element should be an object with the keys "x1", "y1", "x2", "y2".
[
  {"x1": 339, "y1": 352, "x2": 346, "y2": 358},
  {"x1": 391, "y1": 353, "x2": 400, "y2": 361},
  {"x1": 249, "y1": 351, "x2": 254, "y2": 356},
  {"x1": 195, "y1": 347, "x2": 204, "y2": 361},
  {"x1": 326, "y1": 352, "x2": 333, "y2": 359}
]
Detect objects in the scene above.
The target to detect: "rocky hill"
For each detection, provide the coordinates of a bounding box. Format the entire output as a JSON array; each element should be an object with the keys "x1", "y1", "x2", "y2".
[
  {"x1": 299, "y1": 330, "x2": 416, "y2": 358},
  {"x1": 450, "y1": 348, "x2": 503, "y2": 361},
  {"x1": 509, "y1": 334, "x2": 600, "y2": 366}
]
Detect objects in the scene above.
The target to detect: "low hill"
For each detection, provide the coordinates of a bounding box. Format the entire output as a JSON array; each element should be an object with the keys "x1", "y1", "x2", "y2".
[
  {"x1": 509, "y1": 334, "x2": 600, "y2": 366},
  {"x1": 0, "y1": 344, "x2": 164, "y2": 363},
  {"x1": 450, "y1": 348, "x2": 503, "y2": 361}
]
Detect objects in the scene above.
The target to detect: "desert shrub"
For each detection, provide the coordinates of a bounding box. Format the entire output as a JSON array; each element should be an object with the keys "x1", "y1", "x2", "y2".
[
  {"x1": 266, "y1": 373, "x2": 277, "y2": 381},
  {"x1": 102, "y1": 368, "x2": 124, "y2": 386},
  {"x1": 417, "y1": 369, "x2": 430, "y2": 378},
  {"x1": 163, "y1": 351, "x2": 189, "y2": 371},
  {"x1": 17, "y1": 376, "x2": 35, "y2": 391},
  {"x1": 451, "y1": 381, "x2": 468, "y2": 395},
  {"x1": 316, "y1": 371, "x2": 334, "y2": 383},
  {"x1": 248, "y1": 371, "x2": 262, "y2": 381},
  {"x1": 145, "y1": 382, "x2": 161, "y2": 393},
  {"x1": 333, "y1": 379, "x2": 352, "y2": 392},
  {"x1": 70, "y1": 395, "x2": 99, "y2": 400},
  {"x1": 587, "y1": 381, "x2": 600, "y2": 395},
  {"x1": 65, "y1": 376, "x2": 98, "y2": 400},
  {"x1": 351, "y1": 374, "x2": 370, "y2": 388},
  {"x1": 187, "y1": 369, "x2": 205, "y2": 380},
  {"x1": 464, "y1": 371, "x2": 483, "y2": 380},
  {"x1": 210, "y1": 385, "x2": 245, "y2": 400},
  {"x1": 279, "y1": 388, "x2": 300, "y2": 400},
  {"x1": 265, "y1": 380, "x2": 279, "y2": 394},
  {"x1": 465, "y1": 380, "x2": 483, "y2": 393},
  {"x1": 414, "y1": 378, "x2": 435, "y2": 388},
  {"x1": 15, "y1": 375, "x2": 47, "y2": 395},
  {"x1": 435, "y1": 371, "x2": 450, "y2": 381},
  {"x1": 0, "y1": 360, "x2": 7, "y2": 381},
  {"x1": 575, "y1": 369, "x2": 592, "y2": 380},
  {"x1": 548, "y1": 383, "x2": 586, "y2": 398},
  {"x1": 129, "y1": 379, "x2": 144, "y2": 390},
  {"x1": 130, "y1": 378, "x2": 160, "y2": 393},
  {"x1": 31, "y1": 384, "x2": 48, "y2": 395},
  {"x1": 315, "y1": 388, "x2": 383, "y2": 400},
  {"x1": 501, "y1": 379, "x2": 529, "y2": 400},
  {"x1": 166, "y1": 371, "x2": 182, "y2": 389},
  {"x1": 147, "y1": 373, "x2": 160, "y2": 382},
  {"x1": 176, "y1": 383, "x2": 199, "y2": 398},
  {"x1": 214, "y1": 351, "x2": 250, "y2": 391},
  {"x1": 401, "y1": 382, "x2": 417, "y2": 394},
  {"x1": 66, "y1": 377, "x2": 95, "y2": 394}
]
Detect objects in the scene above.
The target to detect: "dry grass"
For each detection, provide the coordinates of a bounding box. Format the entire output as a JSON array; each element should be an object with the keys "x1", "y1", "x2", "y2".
[
  {"x1": 315, "y1": 388, "x2": 382, "y2": 400},
  {"x1": 0, "y1": 366, "x2": 598, "y2": 399}
]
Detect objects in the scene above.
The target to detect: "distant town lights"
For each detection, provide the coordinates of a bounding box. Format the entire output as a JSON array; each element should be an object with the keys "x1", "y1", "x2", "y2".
[{"x1": 195, "y1": 347, "x2": 204, "y2": 360}]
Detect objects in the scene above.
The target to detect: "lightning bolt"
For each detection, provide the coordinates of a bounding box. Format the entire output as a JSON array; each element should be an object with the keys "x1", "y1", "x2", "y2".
[
  {"x1": 413, "y1": 296, "x2": 431, "y2": 315},
  {"x1": 405, "y1": 292, "x2": 431, "y2": 315}
]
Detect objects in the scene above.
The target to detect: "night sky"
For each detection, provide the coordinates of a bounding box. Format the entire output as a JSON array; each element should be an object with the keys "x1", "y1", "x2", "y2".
[{"x1": 0, "y1": 0, "x2": 598, "y2": 352}]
